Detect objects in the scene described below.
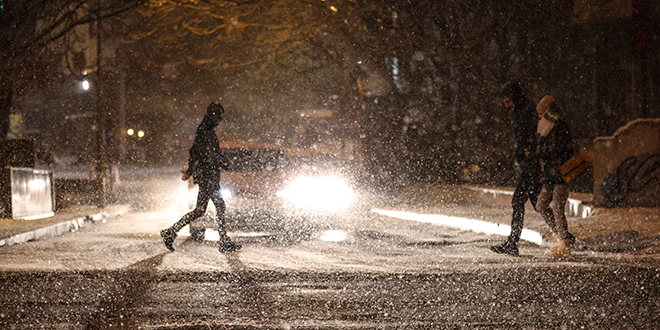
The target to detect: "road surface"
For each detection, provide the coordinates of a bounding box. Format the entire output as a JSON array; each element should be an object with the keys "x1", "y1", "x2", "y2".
[{"x1": 1, "y1": 168, "x2": 658, "y2": 329}]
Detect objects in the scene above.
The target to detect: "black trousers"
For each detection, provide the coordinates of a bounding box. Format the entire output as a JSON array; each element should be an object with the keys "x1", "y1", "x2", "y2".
[
  {"x1": 171, "y1": 179, "x2": 227, "y2": 235},
  {"x1": 508, "y1": 168, "x2": 541, "y2": 244}
]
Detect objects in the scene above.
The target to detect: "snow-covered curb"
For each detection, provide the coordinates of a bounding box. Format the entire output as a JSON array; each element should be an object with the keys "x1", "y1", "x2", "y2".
[
  {"x1": 469, "y1": 187, "x2": 594, "y2": 218},
  {"x1": 371, "y1": 208, "x2": 550, "y2": 247},
  {"x1": 0, "y1": 205, "x2": 130, "y2": 247}
]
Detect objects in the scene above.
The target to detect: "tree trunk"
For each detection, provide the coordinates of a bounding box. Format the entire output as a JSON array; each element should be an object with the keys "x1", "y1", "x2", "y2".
[{"x1": 0, "y1": 80, "x2": 12, "y2": 144}]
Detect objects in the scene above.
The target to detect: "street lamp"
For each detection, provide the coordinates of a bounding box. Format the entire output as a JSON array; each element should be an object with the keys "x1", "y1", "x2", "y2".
[
  {"x1": 81, "y1": 80, "x2": 90, "y2": 91},
  {"x1": 127, "y1": 128, "x2": 144, "y2": 138}
]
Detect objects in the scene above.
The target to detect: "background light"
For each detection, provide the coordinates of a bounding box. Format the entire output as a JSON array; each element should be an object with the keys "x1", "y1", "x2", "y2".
[
  {"x1": 127, "y1": 128, "x2": 134, "y2": 136},
  {"x1": 221, "y1": 189, "x2": 232, "y2": 199},
  {"x1": 277, "y1": 176, "x2": 353, "y2": 210},
  {"x1": 81, "y1": 80, "x2": 90, "y2": 91},
  {"x1": 137, "y1": 130, "x2": 145, "y2": 138}
]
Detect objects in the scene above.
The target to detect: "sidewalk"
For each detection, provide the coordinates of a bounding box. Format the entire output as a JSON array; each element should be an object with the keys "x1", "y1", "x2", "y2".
[{"x1": 0, "y1": 204, "x2": 130, "y2": 247}]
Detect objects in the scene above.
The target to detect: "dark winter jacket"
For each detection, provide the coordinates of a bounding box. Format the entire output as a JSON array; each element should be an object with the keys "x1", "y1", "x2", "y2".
[
  {"x1": 500, "y1": 82, "x2": 539, "y2": 171},
  {"x1": 185, "y1": 115, "x2": 230, "y2": 183},
  {"x1": 538, "y1": 118, "x2": 574, "y2": 184}
]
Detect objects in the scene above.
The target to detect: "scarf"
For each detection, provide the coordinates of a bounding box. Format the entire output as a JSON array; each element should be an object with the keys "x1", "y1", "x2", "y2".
[
  {"x1": 537, "y1": 112, "x2": 558, "y2": 137},
  {"x1": 536, "y1": 95, "x2": 559, "y2": 137}
]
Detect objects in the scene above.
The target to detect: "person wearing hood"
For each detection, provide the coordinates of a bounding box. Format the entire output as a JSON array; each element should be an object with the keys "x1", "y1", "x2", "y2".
[
  {"x1": 490, "y1": 82, "x2": 542, "y2": 256},
  {"x1": 160, "y1": 102, "x2": 241, "y2": 253},
  {"x1": 535, "y1": 95, "x2": 575, "y2": 257}
]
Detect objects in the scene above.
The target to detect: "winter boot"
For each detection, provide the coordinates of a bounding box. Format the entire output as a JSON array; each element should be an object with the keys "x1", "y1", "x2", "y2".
[
  {"x1": 545, "y1": 237, "x2": 571, "y2": 257},
  {"x1": 490, "y1": 240, "x2": 519, "y2": 256},
  {"x1": 567, "y1": 232, "x2": 576, "y2": 246},
  {"x1": 160, "y1": 228, "x2": 177, "y2": 252},
  {"x1": 218, "y1": 233, "x2": 241, "y2": 253},
  {"x1": 219, "y1": 241, "x2": 242, "y2": 253}
]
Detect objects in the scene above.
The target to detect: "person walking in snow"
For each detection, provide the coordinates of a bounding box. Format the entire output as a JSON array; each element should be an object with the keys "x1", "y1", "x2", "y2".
[
  {"x1": 534, "y1": 95, "x2": 576, "y2": 257},
  {"x1": 490, "y1": 82, "x2": 542, "y2": 256},
  {"x1": 160, "y1": 102, "x2": 241, "y2": 253}
]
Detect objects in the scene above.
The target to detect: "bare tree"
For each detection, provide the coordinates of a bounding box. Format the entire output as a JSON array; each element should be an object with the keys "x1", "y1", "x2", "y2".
[
  {"x1": 126, "y1": 0, "x2": 349, "y2": 80},
  {"x1": 124, "y1": 0, "x2": 370, "y2": 139},
  {"x1": 0, "y1": 0, "x2": 146, "y2": 142}
]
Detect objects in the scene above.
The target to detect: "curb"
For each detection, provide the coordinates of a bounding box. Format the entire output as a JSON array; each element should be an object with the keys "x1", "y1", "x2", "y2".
[
  {"x1": 468, "y1": 187, "x2": 594, "y2": 218},
  {"x1": 371, "y1": 208, "x2": 551, "y2": 247},
  {"x1": 373, "y1": 185, "x2": 595, "y2": 247},
  {"x1": 0, "y1": 205, "x2": 131, "y2": 247}
]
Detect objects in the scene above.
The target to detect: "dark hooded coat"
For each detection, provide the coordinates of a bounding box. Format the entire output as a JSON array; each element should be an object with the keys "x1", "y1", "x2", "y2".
[
  {"x1": 500, "y1": 82, "x2": 539, "y2": 171},
  {"x1": 184, "y1": 114, "x2": 230, "y2": 183}
]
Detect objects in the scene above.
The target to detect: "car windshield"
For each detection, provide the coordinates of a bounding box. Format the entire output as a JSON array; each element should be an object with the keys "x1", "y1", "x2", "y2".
[{"x1": 221, "y1": 148, "x2": 289, "y2": 172}]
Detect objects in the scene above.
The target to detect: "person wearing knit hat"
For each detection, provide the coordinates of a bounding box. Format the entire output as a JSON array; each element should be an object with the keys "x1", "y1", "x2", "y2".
[
  {"x1": 490, "y1": 82, "x2": 542, "y2": 256},
  {"x1": 161, "y1": 101, "x2": 241, "y2": 253},
  {"x1": 534, "y1": 95, "x2": 576, "y2": 257}
]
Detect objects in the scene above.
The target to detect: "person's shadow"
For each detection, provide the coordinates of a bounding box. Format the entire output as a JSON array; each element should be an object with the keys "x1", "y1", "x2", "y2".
[{"x1": 223, "y1": 252, "x2": 289, "y2": 325}]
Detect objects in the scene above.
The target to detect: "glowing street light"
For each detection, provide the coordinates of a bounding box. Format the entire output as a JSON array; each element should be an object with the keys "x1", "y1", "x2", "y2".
[
  {"x1": 127, "y1": 128, "x2": 144, "y2": 138},
  {"x1": 81, "y1": 80, "x2": 90, "y2": 91}
]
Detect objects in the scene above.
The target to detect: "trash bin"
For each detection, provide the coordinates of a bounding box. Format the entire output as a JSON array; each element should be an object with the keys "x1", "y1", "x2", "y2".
[{"x1": 0, "y1": 167, "x2": 55, "y2": 219}]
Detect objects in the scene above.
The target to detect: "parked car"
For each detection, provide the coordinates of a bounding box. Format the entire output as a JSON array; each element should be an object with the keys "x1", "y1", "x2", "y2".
[{"x1": 188, "y1": 141, "x2": 354, "y2": 242}]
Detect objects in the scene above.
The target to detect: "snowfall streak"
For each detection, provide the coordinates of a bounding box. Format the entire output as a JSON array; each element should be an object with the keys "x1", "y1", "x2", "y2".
[{"x1": 370, "y1": 209, "x2": 545, "y2": 246}]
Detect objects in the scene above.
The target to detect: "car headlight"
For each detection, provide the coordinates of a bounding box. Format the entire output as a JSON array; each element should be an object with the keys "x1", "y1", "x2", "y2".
[
  {"x1": 277, "y1": 176, "x2": 353, "y2": 211},
  {"x1": 221, "y1": 188, "x2": 232, "y2": 199}
]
